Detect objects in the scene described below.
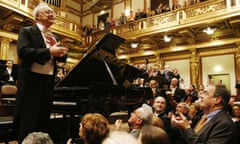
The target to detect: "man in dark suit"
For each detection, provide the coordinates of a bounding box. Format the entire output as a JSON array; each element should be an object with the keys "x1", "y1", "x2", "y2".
[
  {"x1": 171, "y1": 84, "x2": 235, "y2": 144},
  {"x1": 170, "y1": 78, "x2": 186, "y2": 103},
  {"x1": 14, "y1": 2, "x2": 68, "y2": 142},
  {"x1": 0, "y1": 60, "x2": 18, "y2": 85}
]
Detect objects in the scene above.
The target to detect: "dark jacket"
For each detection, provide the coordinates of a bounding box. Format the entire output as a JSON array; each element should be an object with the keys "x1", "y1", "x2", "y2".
[{"x1": 182, "y1": 110, "x2": 235, "y2": 144}]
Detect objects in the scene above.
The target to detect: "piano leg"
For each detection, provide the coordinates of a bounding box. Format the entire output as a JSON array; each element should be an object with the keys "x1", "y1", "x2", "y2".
[{"x1": 49, "y1": 115, "x2": 81, "y2": 144}]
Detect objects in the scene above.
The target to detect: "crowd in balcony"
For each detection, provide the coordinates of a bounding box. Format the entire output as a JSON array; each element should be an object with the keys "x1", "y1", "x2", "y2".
[{"x1": 81, "y1": 0, "x2": 207, "y2": 37}]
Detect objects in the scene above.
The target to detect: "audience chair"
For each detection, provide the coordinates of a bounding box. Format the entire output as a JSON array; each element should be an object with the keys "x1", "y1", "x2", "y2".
[
  {"x1": 0, "y1": 84, "x2": 17, "y2": 110},
  {"x1": 0, "y1": 85, "x2": 17, "y2": 143}
]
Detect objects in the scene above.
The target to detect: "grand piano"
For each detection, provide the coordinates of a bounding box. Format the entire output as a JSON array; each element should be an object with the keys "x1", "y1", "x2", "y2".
[{"x1": 50, "y1": 33, "x2": 152, "y2": 142}]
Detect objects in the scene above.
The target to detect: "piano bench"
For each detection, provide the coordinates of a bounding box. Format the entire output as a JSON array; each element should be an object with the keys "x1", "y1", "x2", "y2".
[{"x1": 0, "y1": 116, "x2": 16, "y2": 143}]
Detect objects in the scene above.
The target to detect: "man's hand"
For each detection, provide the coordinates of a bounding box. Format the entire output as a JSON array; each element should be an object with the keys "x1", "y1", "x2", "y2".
[
  {"x1": 114, "y1": 119, "x2": 123, "y2": 130},
  {"x1": 49, "y1": 42, "x2": 69, "y2": 57},
  {"x1": 171, "y1": 112, "x2": 191, "y2": 130},
  {"x1": 45, "y1": 32, "x2": 57, "y2": 46}
]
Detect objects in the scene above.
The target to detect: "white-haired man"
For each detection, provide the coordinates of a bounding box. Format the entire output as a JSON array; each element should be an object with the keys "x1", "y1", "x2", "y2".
[
  {"x1": 14, "y1": 2, "x2": 68, "y2": 142},
  {"x1": 128, "y1": 104, "x2": 153, "y2": 139}
]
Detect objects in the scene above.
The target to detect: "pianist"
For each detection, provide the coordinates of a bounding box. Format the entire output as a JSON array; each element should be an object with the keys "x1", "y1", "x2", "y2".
[{"x1": 14, "y1": 2, "x2": 68, "y2": 142}]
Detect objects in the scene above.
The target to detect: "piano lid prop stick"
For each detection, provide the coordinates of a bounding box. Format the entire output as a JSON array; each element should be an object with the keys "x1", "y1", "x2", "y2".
[{"x1": 98, "y1": 50, "x2": 118, "y2": 85}]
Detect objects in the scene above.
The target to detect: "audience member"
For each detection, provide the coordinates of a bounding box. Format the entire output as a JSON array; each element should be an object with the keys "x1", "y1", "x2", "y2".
[
  {"x1": 128, "y1": 10, "x2": 135, "y2": 30},
  {"x1": 172, "y1": 68, "x2": 180, "y2": 79},
  {"x1": 138, "y1": 125, "x2": 170, "y2": 144},
  {"x1": 78, "y1": 113, "x2": 109, "y2": 144},
  {"x1": 185, "y1": 84, "x2": 198, "y2": 105},
  {"x1": 198, "y1": 84, "x2": 205, "y2": 92},
  {"x1": 164, "y1": 65, "x2": 174, "y2": 85},
  {"x1": 104, "y1": 17, "x2": 111, "y2": 32},
  {"x1": 230, "y1": 103, "x2": 240, "y2": 144},
  {"x1": 98, "y1": 20, "x2": 105, "y2": 31},
  {"x1": 188, "y1": 102, "x2": 202, "y2": 128},
  {"x1": 175, "y1": 102, "x2": 190, "y2": 118},
  {"x1": 232, "y1": 103, "x2": 240, "y2": 122},
  {"x1": 0, "y1": 60, "x2": 18, "y2": 85},
  {"x1": 128, "y1": 103, "x2": 153, "y2": 139},
  {"x1": 102, "y1": 131, "x2": 138, "y2": 144},
  {"x1": 189, "y1": 84, "x2": 199, "y2": 102},
  {"x1": 149, "y1": 79, "x2": 161, "y2": 98},
  {"x1": 152, "y1": 115, "x2": 164, "y2": 128},
  {"x1": 119, "y1": 12, "x2": 127, "y2": 25},
  {"x1": 179, "y1": 78, "x2": 185, "y2": 89},
  {"x1": 22, "y1": 132, "x2": 54, "y2": 144},
  {"x1": 155, "y1": 3, "x2": 163, "y2": 14},
  {"x1": 171, "y1": 84, "x2": 235, "y2": 144},
  {"x1": 170, "y1": 102, "x2": 190, "y2": 144},
  {"x1": 152, "y1": 96, "x2": 171, "y2": 133},
  {"x1": 170, "y1": 78, "x2": 187, "y2": 103}
]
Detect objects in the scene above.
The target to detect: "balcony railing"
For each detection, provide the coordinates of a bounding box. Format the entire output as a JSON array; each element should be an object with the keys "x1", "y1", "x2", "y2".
[
  {"x1": 0, "y1": 0, "x2": 81, "y2": 40},
  {"x1": 83, "y1": 0, "x2": 240, "y2": 45}
]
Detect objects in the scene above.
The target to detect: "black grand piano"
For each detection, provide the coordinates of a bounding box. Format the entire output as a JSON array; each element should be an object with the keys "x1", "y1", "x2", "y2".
[{"x1": 50, "y1": 33, "x2": 152, "y2": 142}]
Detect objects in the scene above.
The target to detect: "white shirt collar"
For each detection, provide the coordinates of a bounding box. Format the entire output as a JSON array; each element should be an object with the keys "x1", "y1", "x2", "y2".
[{"x1": 36, "y1": 23, "x2": 47, "y2": 32}]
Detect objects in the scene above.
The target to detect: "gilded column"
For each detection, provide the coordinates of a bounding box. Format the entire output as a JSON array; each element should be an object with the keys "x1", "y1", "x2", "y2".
[
  {"x1": 156, "y1": 54, "x2": 164, "y2": 66},
  {"x1": 236, "y1": 46, "x2": 240, "y2": 81},
  {"x1": 190, "y1": 49, "x2": 199, "y2": 86},
  {"x1": 0, "y1": 38, "x2": 12, "y2": 60},
  {"x1": 235, "y1": 45, "x2": 240, "y2": 97}
]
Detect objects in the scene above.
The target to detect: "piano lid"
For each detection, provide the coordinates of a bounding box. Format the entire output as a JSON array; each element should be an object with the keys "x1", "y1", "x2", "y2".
[{"x1": 56, "y1": 33, "x2": 142, "y2": 87}]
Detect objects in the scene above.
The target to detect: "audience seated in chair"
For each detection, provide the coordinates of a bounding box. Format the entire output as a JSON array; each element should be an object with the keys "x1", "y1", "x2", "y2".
[{"x1": 0, "y1": 60, "x2": 18, "y2": 86}]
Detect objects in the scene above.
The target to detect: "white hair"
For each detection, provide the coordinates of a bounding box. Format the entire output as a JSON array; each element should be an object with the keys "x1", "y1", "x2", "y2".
[
  {"x1": 32, "y1": 2, "x2": 56, "y2": 20},
  {"x1": 22, "y1": 132, "x2": 54, "y2": 144},
  {"x1": 102, "y1": 131, "x2": 138, "y2": 144},
  {"x1": 136, "y1": 103, "x2": 153, "y2": 125}
]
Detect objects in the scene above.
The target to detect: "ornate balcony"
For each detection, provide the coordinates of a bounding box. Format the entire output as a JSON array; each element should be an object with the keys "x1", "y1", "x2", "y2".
[
  {"x1": 83, "y1": 0, "x2": 240, "y2": 63},
  {"x1": 0, "y1": 0, "x2": 82, "y2": 64}
]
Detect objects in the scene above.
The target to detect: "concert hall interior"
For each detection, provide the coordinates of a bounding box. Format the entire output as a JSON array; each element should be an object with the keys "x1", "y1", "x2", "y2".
[{"x1": 0, "y1": 0, "x2": 240, "y2": 143}]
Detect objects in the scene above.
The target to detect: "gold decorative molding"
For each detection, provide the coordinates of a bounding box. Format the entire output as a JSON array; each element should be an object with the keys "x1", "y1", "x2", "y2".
[
  {"x1": 0, "y1": 30, "x2": 18, "y2": 40},
  {"x1": 0, "y1": 38, "x2": 12, "y2": 60}
]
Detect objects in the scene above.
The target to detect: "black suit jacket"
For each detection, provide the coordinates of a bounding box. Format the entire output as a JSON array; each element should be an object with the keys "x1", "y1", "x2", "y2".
[
  {"x1": 181, "y1": 110, "x2": 235, "y2": 144},
  {"x1": 17, "y1": 24, "x2": 66, "y2": 75},
  {"x1": 15, "y1": 24, "x2": 67, "y2": 141},
  {"x1": 0, "y1": 65, "x2": 18, "y2": 85},
  {"x1": 173, "y1": 87, "x2": 186, "y2": 102}
]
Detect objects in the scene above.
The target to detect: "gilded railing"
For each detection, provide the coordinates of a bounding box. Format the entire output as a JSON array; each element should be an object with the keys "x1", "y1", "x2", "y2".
[
  {"x1": 83, "y1": 0, "x2": 240, "y2": 45},
  {"x1": 0, "y1": 0, "x2": 81, "y2": 40}
]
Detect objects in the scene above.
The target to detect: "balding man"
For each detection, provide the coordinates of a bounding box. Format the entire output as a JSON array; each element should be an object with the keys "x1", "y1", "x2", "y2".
[{"x1": 152, "y1": 96, "x2": 171, "y2": 133}]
